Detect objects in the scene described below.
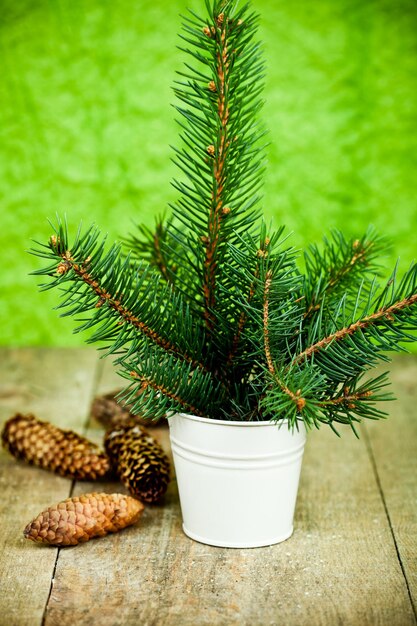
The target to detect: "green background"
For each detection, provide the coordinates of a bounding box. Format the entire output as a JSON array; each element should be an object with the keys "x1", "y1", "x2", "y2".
[{"x1": 1, "y1": 0, "x2": 416, "y2": 346}]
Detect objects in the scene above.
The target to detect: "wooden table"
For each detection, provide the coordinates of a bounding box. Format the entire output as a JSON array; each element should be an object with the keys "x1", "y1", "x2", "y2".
[{"x1": 0, "y1": 348, "x2": 416, "y2": 626}]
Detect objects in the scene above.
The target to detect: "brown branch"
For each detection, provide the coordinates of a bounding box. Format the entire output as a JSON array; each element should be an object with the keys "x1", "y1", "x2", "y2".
[
  {"x1": 263, "y1": 269, "x2": 274, "y2": 375},
  {"x1": 56, "y1": 250, "x2": 207, "y2": 373},
  {"x1": 319, "y1": 388, "x2": 373, "y2": 409},
  {"x1": 131, "y1": 372, "x2": 206, "y2": 418},
  {"x1": 275, "y1": 377, "x2": 306, "y2": 412},
  {"x1": 294, "y1": 292, "x2": 417, "y2": 364},
  {"x1": 203, "y1": 16, "x2": 230, "y2": 331}
]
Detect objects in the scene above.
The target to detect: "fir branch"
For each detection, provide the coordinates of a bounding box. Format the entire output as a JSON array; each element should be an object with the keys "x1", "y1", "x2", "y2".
[
  {"x1": 55, "y1": 246, "x2": 208, "y2": 371},
  {"x1": 262, "y1": 365, "x2": 392, "y2": 434},
  {"x1": 120, "y1": 347, "x2": 225, "y2": 420},
  {"x1": 30, "y1": 222, "x2": 211, "y2": 377},
  {"x1": 319, "y1": 388, "x2": 373, "y2": 408},
  {"x1": 303, "y1": 228, "x2": 387, "y2": 320},
  {"x1": 202, "y1": 9, "x2": 230, "y2": 329},
  {"x1": 314, "y1": 372, "x2": 393, "y2": 434},
  {"x1": 55, "y1": 248, "x2": 179, "y2": 354},
  {"x1": 226, "y1": 236, "x2": 268, "y2": 367},
  {"x1": 129, "y1": 370, "x2": 205, "y2": 418},
  {"x1": 263, "y1": 269, "x2": 274, "y2": 375},
  {"x1": 264, "y1": 299, "x2": 304, "y2": 412},
  {"x1": 219, "y1": 225, "x2": 302, "y2": 383},
  {"x1": 171, "y1": 0, "x2": 266, "y2": 336},
  {"x1": 294, "y1": 291, "x2": 417, "y2": 364},
  {"x1": 124, "y1": 217, "x2": 177, "y2": 284},
  {"x1": 263, "y1": 266, "x2": 307, "y2": 413}
]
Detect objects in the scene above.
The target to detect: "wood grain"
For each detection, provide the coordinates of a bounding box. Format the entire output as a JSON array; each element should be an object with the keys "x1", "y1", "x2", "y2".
[
  {"x1": 43, "y1": 354, "x2": 416, "y2": 626},
  {"x1": 364, "y1": 356, "x2": 417, "y2": 619},
  {"x1": 0, "y1": 348, "x2": 98, "y2": 626},
  {"x1": 1, "y1": 349, "x2": 415, "y2": 625}
]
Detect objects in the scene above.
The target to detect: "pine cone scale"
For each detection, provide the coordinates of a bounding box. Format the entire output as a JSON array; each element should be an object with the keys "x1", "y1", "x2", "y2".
[
  {"x1": 24, "y1": 493, "x2": 144, "y2": 546},
  {"x1": 104, "y1": 424, "x2": 171, "y2": 504},
  {"x1": 2, "y1": 413, "x2": 111, "y2": 480}
]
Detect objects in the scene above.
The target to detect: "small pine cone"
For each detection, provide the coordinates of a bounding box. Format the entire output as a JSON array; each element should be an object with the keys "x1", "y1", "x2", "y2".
[
  {"x1": 104, "y1": 421, "x2": 148, "y2": 460},
  {"x1": 104, "y1": 425, "x2": 171, "y2": 504},
  {"x1": 24, "y1": 492, "x2": 144, "y2": 546},
  {"x1": 91, "y1": 390, "x2": 167, "y2": 430},
  {"x1": 2, "y1": 413, "x2": 111, "y2": 480}
]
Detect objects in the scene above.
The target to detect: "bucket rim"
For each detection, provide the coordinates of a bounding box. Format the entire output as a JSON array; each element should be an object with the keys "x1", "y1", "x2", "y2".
[{"x1": 172, "y1": 412, "x2": 304, "y2": 429}]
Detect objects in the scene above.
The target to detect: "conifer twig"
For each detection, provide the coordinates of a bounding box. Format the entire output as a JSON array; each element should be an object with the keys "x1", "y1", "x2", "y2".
[
  {"x1": 151, "y1": 225, "x2": 171, "y2": 283},
  {"x1": 123, "y1": 219, "x2": 177, "y2": 285},
  {"x1": 319, "y1": 388, "x2": 373, "y2": 409},
  {"x1": 203, "y1": 11, "x2": 230, "y2": 330},
  {"x1": 130, "y1": 371, "x2": 206, "y2": 417},
  {"x1": 55, "y1": 248, "x2": 207, "y2": 373},
  {"x1": 263, "y1": 269, "x2": 274, "y2": 375},
  {"x1": 227, "y1": 239, "x2": 269, "y2": 367},
  {"x1": 263, "y1": 269, "x2": 306, "y2": 412},
  {"x1": 304, "y1": 239, "x2": 372, "y2": 319},
  {"x1": 294, "y1": 292, "x2": 417, "y2": 364}
]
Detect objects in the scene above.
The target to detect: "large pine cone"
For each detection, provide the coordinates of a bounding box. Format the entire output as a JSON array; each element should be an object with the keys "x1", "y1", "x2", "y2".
[
  {"x1": 24, "y1": 492, "x2": 144, "y2": 546},
  {"x1": 2, "y1": 413, "x2": 111, "y2": 480},
  {"x1": 104, "y1": 424, "x2": 171, "y2": 504},
  {"x1": 91, "y1": 390, "x2": 167, "y2": 430}
]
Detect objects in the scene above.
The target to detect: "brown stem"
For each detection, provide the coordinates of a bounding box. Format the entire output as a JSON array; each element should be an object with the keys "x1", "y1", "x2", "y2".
[
  {"x1": 203, "y1": 18, "x2": 230, "y2": 331},
  {"x1": 295, "y1": 292, "x2": 417, "y2": 364},
  {"x1": 319, "y1": 388, "x2": 373, "y2": 409},
  {"x1": 263, "y1": 269, "x2": 274, "y2": 375}
]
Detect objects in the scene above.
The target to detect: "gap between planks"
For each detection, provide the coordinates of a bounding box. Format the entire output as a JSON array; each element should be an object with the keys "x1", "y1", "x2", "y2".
[{"x1": 362, "y1": 424, "x2": 417, "y2": 622}]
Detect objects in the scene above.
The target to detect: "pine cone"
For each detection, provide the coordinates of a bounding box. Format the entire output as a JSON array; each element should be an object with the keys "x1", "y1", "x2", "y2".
[
  {"x1": 104, "y1": 424, "x2": 171, "y2": 504},
  {"x1": 2, "y1": 413, "x2": 111, "y2": 480},
  {"x1": 24, "y1": 492, "x2": 144, "y2": 546},
  {"x1": 91, "y1": 389, "x2": 167, "y2": 430},
  {"x1": 104, "y1": 421, "x2": 148, "y2": 460}
]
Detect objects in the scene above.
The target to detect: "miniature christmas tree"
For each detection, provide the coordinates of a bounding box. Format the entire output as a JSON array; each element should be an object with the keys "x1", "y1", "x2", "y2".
[{"x1": 31, "y1": 0, "x2": 417, "y2": 436}]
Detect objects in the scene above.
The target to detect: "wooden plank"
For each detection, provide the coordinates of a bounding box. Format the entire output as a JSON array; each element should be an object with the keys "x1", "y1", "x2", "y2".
[
  {"x1": 364, "y1": 356, "x2": 417, "y2": 618},
  {"x1": 0, "y1": 348, "x2": 98, "y2": 626},
  {"x1": 45, "y1": 356, "x2": 415, "y2": 625}
]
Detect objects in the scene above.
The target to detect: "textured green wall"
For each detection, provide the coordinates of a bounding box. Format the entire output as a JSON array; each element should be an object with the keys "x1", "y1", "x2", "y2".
[{"x1": 1, "y1": 0, "x2": 416, "y2": 346}]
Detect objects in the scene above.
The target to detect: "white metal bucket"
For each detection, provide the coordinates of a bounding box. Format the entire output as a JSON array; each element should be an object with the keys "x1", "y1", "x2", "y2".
[{"x1": 169, "y1": 413, "x2": 306, "y2": 548}]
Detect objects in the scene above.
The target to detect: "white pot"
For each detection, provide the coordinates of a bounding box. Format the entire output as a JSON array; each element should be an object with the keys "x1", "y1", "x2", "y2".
[{"x1": 168, "y1": 413, "x2": 306, "y2": 549}]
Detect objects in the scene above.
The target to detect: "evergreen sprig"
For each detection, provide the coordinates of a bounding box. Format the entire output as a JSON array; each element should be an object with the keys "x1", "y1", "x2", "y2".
[
  {"x1": 161, "y1": 0, "x2": 265, "y2": 333},
  {"x1": 30, "y1": 0, "x2": 417, "y2": 435},
  {"x1": 123, "y1": 215, "x2": 179, "y2": 285},
  {"x1": 302, "y1": 227, "x2": 387, "y2": 322}
]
